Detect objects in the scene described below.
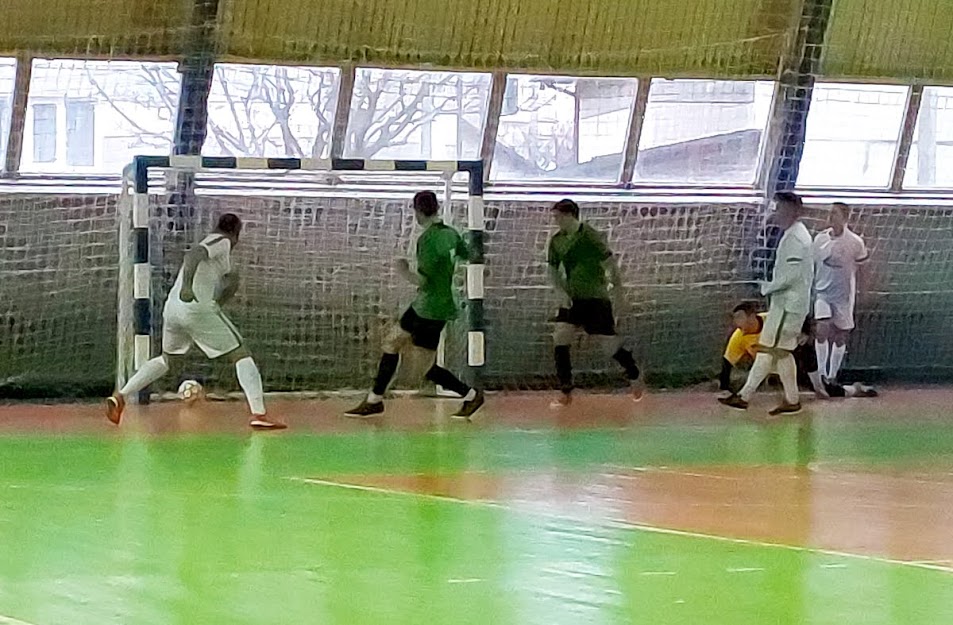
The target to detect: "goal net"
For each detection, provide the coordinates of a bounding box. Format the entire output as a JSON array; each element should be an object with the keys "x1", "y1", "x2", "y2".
[{"x1": 116, "y1": 157, "x2": 485, "y2": 398}]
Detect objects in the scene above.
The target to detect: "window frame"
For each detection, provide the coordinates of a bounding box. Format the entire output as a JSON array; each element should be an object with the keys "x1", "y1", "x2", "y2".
[
  {"x1": 31, "y1": 102, "x2": 57, "y2": 164},
  {"x1": 489, "y1": 74, "x2": 641, "y2": 184},
  {"x1": 629, "y1": 77, "x2": 777, "y2": 189},
  {"x1": 794, "y1": 80, "x2": 911, "y2": 191}
]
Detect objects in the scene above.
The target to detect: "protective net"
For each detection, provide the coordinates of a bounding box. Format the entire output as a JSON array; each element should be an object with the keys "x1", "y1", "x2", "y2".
[
  {"x1": 0, "y1": 193, "x2": 118, "y2": 397},
  {"x1": 2, "y1": 181, "x2": 953, "y2": 399},
  {"x1": 125, "y1": 171, "x2": 472, "y2": 396},
  {"x1": 116, "y1": 168, "x2": 764, "y2": 396}
]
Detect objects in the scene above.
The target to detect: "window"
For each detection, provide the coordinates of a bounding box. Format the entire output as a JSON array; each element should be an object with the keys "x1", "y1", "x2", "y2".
[
  {"x1": 492, "y1": 76, "x2": 636, "y2": 181},
  {"x1": 22, "y1": 59, "x2": 180, "y2": 173},
  {"x1": 205, "y1": 64, "x2": 341, "y2": 160},
  {"x1": 904, "y1": 87, "x2": 953, "y2": 189},
  {"x1": 633, "y1": 79, "x2": 774, "y2": 185},
  {"x1": 0, "y1": 58, "x2": 15, "y2": 160},
  {"x1": 66, "y1": 101, "x2": 95, "y2": 166},
  {"x1": 798, "y1": 83, "x2": 908, "y2": 188},
  {"x1": 345, "y1": 68, "x2": 491, "y2": 161},
  {"x1": 32, "y1": 104, "x2": 56, "y2": 163}
]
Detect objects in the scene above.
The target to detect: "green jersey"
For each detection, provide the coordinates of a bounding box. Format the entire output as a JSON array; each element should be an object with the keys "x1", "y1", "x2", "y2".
[
  {"x1": 547, "y1": 222, "x2": 612, "y2": 301},
  {"x1": 411, "y1": 221, "x2": 469, "y2": 321}
]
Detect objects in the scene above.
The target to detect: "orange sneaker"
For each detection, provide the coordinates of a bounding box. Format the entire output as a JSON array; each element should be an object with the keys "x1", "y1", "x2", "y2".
[
  {"x1": 250, "y1": 417, "x2": 288, "y2": 431},
  {"x1": 631, "y1": 381, "x2": 645, "y2": 402},
  {"x1": 105, "y1": 393, "x2": 125, "y2": 425},
  {"x1": 549, "y1": 393, "x2": 573, "y2": 409}
]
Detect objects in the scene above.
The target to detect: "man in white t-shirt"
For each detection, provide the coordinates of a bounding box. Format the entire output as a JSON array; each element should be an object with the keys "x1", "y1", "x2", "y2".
[
  {"x1": 106, "y1": 213, "x2": 286, "y2": 430},
  {"x1": 720, "y1": 192, "x2": 814, "y2": 416},
  {"x1": 813, "y1": 202, "x2": 869, "y2": 384}
]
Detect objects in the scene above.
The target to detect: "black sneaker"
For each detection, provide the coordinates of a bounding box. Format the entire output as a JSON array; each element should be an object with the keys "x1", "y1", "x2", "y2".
[
  {"x1": 718, "y1": 394, "x2": 749, "y2": 410},
  {"x1": 344, "y1": 400, "x2": 384, "y2": 418},
  {"x1": 768, "y1": 402, "x2": 802, "y2": 417},
  {"x1": 451, "y1": 391, "x2": 485, "y2": 420}
]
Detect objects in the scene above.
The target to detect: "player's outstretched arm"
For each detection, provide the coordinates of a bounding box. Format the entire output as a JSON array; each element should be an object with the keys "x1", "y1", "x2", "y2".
[
  {"x1": 179, "y1": 246, "x2": 210, "y2": 302},
  {"x1": 217, "y1": 272, "x2": 240, "y2": 305},
  {"x1": 548, "y1": 265, "x2": 569, "y2": 300},
  {"x1": 395, "y1": 258, "x2": 421, "y2": 286},
  {"x1": 761, "y1": 253, "x2": 807, "y2": 296}
]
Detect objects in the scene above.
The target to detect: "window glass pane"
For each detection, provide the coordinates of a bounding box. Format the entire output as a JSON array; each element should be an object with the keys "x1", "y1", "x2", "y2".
[
  {"x1": 0, "y1": 58, "x2": 15, "y2": 160},
  {"x1": 205, "y1": 64, "x2": 340, "y2": 159},
  {"x1": 903, "y1": 86, "x2": 953, "y2": 189},
  {"x1": 22, "y1": 59, "x2": 180, "y2": 173},
  {"x1": 492, "y1": 76, "x2": 636, "y2": 181},
  {"x1": 66, "y1": 100, "x2": 96, "y2": 166},
  {"x1": 32, "y1": 104, "x2": 56, "y2": 163},
  {"x1": 798, "y1": 83, "x2": 908, "y2": 188},
  {"x1": 345, "y1": 68, "x2": 491, "y2": 160},
  {"x1": 633, "y1": 79, "x2": 774, "y2": 185}
]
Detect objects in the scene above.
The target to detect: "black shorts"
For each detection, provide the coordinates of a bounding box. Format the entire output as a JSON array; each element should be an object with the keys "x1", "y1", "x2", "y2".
[
  {"x1": 554, "y1": 298, "x2": 616, "y2": 336},
  {"x1": 399, "y1": 307, "x2": 446, "y2": 351}
]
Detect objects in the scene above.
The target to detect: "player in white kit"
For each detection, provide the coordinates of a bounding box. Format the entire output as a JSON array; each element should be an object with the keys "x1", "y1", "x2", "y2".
[
  {"x1": 813, "y1": 202, "x2": 868, "y2": 384},
  {"x1": 106, "y1": 214, "x2": 286, "y2": 430},
  {"x1": 720, "y1": 192, "x2": 814, "y2": 416}
]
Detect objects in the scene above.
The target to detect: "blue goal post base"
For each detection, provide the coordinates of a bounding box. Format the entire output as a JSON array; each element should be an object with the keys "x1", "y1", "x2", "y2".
[{"x1": 121, "y1": 155, "x2": 486, "y2": 399}]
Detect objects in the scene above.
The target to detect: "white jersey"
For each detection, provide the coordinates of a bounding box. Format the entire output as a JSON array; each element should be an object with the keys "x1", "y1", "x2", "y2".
[
  {"x1": 813, "y1": 226, "x2": 868, "y2": 305},
  {"x1": 168, "y1": 233, "x2": 232, "y2": 307},
  {"x1": 763, "y1": 221, "x2": 813, "y2": 316}
]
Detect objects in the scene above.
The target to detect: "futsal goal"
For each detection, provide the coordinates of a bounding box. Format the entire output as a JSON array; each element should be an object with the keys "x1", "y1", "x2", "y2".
[{"x1": 116, "y1": 155, "x2": 486, "y2": 399}]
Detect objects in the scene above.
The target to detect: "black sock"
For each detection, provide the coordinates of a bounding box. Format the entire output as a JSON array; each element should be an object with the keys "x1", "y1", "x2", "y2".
[
  {"x1": 372, "y1": 353, "x2": 400, "y2": 397},
  {"x1": 719, "y1": 358, "x2": 734, "y2": 392},
  {"x1": 425, "y1": 365, "x2": 471, "y2": 398},
  {"x1": 555, "y1": 346, "x2": 573, "y2": 393},
  {"x1": 612, "y1": 348, "x2": 640, "y2": 381}
]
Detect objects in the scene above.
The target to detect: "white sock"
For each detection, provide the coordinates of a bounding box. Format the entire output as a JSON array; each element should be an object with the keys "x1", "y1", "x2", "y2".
[
  {"x1": 119, "y1": 356, "x2": 169, "y2": 397},
  {"x1": 815, "y1": 340, "x2": 830, "y2": 378},
  {"x1": 739, "y1": 352, "x2": 774, "y2": 402},
  {"x1": 776, "y1": 353, "x2": 799, "y2": 405},
  {"x1": 235, "y1": 357, "x2": 266, "y2": 416},
  {"x1": 829, "y1": 345, "x2": 847, "y2": 380},
  {"x1": 367, "y1": 392, "x2": 384, "y2": 403},
  {"x1": 463, "y1": 389, "x2": 477, "y2": 401},
  {"x1": 807, "y1": 370, "x2": 825, "y2": 394}
]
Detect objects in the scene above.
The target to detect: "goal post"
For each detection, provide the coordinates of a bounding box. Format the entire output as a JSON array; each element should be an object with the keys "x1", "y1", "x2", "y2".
[{"x1": 117, "y1": 155, "x2": 485, "y2": 400}]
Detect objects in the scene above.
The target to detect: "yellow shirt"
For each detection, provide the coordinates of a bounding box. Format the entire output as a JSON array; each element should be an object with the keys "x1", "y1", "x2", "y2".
[{"x1": 724, "y1": 314, "x2": 767, "y2": 365}]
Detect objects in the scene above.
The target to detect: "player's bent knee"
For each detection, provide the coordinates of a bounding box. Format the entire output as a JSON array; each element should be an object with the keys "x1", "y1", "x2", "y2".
[
  {"x1": 597, "y1": 335, "x2": 622, "y2": 358},
  {"x1": 382, "y1": 328, "x2": 411, "y2": 354},
  {"x1": 224, "y1": 344, "x2": 252, "y2": 364},
  {"x1": 159, "y1": 352, "x2": 183, "y2": 367},
  {"x1": 553, "y1": 323, "x2": 575, "y2": 346}
]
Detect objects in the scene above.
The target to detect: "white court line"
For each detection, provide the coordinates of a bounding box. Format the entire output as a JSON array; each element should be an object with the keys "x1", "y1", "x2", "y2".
[
  {"x1": 726, "y1": 567, "x2": 766, "y2": 573},
  {"x1": 287, "y1": 476, "x2": 953, "y2": 575},
  {"x1": 0, "y1": 615, "x2": 40, "y2": 625},
  {"x1": 447, "y1": 578, "x2": 484, "y2": 584}
]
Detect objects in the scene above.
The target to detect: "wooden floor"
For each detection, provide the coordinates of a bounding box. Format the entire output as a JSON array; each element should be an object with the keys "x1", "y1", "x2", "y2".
[{"x1": 1, "y1": 388, "x2": 952, "y2": 624}]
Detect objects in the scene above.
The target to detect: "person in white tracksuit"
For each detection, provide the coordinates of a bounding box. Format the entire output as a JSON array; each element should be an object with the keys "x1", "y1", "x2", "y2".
[{"x1": 720, "y1": 192, "x2": 814, "y2": 416}]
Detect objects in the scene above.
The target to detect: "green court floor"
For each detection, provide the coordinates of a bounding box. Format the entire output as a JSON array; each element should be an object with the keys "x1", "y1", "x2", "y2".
[{"x1": 1, "y1": 401, "x2": 953, "y2": 625}]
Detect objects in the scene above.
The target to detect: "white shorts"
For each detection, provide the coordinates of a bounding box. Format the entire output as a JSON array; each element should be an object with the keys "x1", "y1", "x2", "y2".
[
  {"x1": 815, "y1": 297, "x2": 855, "y2": 331},
  {"x1": 759, "y1": 306, "x2": 805, "y2": 352},
  {"x1": 162, "y1": 300, "x2": 242, "y2": 359}
]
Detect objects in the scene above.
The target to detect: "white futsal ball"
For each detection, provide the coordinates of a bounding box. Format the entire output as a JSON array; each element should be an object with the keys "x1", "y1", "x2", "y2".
[{"x1": 177, "y1": 379, "x2": 204, "y2": 404}]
